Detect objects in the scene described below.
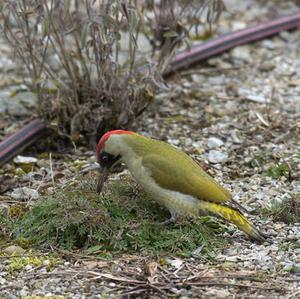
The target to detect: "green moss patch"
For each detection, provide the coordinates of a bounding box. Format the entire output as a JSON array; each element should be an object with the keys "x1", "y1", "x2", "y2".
[{"x1": 1, "y1": 176, "x2": 228, "y2": 258}]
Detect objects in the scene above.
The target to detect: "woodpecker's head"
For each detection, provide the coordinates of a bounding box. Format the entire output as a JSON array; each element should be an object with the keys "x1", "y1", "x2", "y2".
[{"x1": 95, "y1": 130, "x2": 134, "y2": 193}]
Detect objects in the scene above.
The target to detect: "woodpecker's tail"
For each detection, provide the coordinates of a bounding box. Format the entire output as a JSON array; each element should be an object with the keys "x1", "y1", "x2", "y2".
[{"x1": 199, "y1": 201, "x2": 266, "y2": 242}]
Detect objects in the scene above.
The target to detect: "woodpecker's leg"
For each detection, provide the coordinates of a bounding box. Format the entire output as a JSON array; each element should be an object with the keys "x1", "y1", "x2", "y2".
[
  {"x1": 160, "y1": 215, "x2": 176, "y2": 226},
  {"x1": 160, "y1": 208, "x2": 178, "y2": 226}
]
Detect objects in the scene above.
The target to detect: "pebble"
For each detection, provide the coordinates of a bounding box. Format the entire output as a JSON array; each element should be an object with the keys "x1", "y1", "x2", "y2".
[
  {"x1": 207, "y1": 137, "x2": 224, "y2": 148},
  {"x1": 246, "y1": 94, "x2": 269, "y2": 104},
  {"x1": 207, "y1": 150, "x2": 228, "y2": 164},
  {"x1": 205, "y1": 289, "x2": 231, "y2": 299},
  {"x1": 258, "y1": 61, "x2": 275, "y2": 72},
  {"x1": 14, "y1": 155, "x2": 38, "y2": 164},
  {"x1": 19, "y1": 288, "x2": 28, "y2": 297},
  {"x1": 25, "y1": 265, "x2": 33, "y2": 271},
  {"x1": 231, "y1": 45, "x2": 252, "y2": 63},
  {"x1": 0, "y1": 277, "x2": 6, "y2": 285},
  {"x1": 0, "y1": 57, "x2": 16, "y2": 71},
  {"x1": 43, "y1": 259, "x2": 50, "y2": 266},
  {"x1": 11, "y1": 187, "x2": 39, "y2": 200},
  {"x1": 2, "y1": 245, "x2": 25, "y2": 255}
]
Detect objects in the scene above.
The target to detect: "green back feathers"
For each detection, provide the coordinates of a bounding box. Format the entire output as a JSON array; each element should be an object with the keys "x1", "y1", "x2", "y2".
[{"x1": 125, "y1": 134, "x2": 231, "y2": 203}]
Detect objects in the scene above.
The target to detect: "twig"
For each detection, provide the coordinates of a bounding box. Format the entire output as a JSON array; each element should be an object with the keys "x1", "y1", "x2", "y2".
[
  {"x1": 180, "y1": 66, "x2": 240, "y2": 77},
  {"x1": 181, "y1": 281, "x2": 286, "y2": 291},
  {"x1": 118, "y1": 287, "x2": 148, "y2": 297},
  {"x1": 87, "y1": 271, "x2": 144, "y2": 284},
  {"x1": 146, "y1": 282, "x2": 166, "y2": 295},
  {"x1": 0, "y1": 254, "x2": 46, "y2": 259},
  {"x1": 49, "y1": 152, "x2": 55, "y2": 186},
  {"x1": 54, "y1": 247, "x2": 108, "y2": 261}
]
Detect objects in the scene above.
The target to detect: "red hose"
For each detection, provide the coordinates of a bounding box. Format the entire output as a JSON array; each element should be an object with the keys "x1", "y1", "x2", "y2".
[
  {"x1": 164, "y1": 11, "x2": 300, "y2": 76},
  {"x1": 0, "y1": 119, "x2": 45, "y2": 167},
  {"x1": 1, "y1": 11, "x2": 300, "y2": 166}
]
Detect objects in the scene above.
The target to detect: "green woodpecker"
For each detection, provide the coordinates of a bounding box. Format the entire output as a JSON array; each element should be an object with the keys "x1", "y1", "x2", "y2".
[{"x1": 96, "y1": 130, "x2": 265, "y2": 242}]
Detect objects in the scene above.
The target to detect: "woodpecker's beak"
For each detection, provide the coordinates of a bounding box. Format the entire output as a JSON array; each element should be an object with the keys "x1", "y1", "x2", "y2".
[{"x1": 96, "y1": 167, "x2": 109, "y2": 193}]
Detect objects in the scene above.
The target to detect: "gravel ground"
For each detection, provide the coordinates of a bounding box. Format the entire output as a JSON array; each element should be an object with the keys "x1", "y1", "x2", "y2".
[{"x1": 0, "y1": 0, "x2": 300, "y2": 298}]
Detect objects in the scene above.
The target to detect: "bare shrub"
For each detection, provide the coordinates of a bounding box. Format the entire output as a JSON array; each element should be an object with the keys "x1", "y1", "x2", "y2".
[{"x1": 1, "y1": 0, "x2": 225, "y2": 146}]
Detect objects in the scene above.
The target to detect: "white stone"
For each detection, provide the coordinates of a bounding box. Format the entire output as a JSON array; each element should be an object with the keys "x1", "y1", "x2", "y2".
[
  {"x1": 231, "y1": 45, "x2": 252, "y2": 62},
  {"x1": 11, "y1": 187, "x2": 39, "y2": 200},
  {"x1": 19, "y1": 289, "x2": 28, "y2": 297},
  {"x1": 25, "y1": 264, "x2": 32, "y2": 271},
  {"x1": 207, "y1": 137, "x2": 224, "y2": 148},
  {"x1": 246, "y1": 94, "x2": 269, "y2": 103},
  {"x1": 208, "y1": 150, "x2": 228, "y2": 164},
  {"x1": 166, "y1": 258, "x2": 183, "y2": 269},
  {"x1": 14, "y1": 155, "x2": 38, "y2": 164},
  {"x1": 43, "y1": 259, "x2": 50, "y2": 266},
  {"x1": 0, "y1": 277, "x2": 6, "y2": 285}
]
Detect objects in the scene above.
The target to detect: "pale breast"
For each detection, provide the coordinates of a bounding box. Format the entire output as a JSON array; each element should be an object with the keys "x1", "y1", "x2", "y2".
[{"x1": 122, "y1": 151, "x2": 200, "y2": 217}]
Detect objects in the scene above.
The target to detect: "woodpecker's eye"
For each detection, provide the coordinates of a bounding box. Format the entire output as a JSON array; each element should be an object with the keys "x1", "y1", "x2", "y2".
[
  {"x1": 100, "y1": 153, "x2": 109, "y2": 163},
  {"x1": 98, "y1": 151, "x2": 121, "y2": 169}
]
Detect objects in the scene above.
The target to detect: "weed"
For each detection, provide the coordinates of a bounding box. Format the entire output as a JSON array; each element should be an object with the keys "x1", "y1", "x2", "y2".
[
  {"x1": 278, "y1": 242, "x2": 300, "y2": 252},
  {"x1": 248, "y1": 150, "x2": 274, "y2": 169},
  {"x1": 264, "y1": 194, "x2": 300, "y2": 224},
  {"x1": 0, "y1": 250, "x2": 61, "y2": 273},
  {"x1": 266, "y1": 162, "x2": 291, "y2": 180}
]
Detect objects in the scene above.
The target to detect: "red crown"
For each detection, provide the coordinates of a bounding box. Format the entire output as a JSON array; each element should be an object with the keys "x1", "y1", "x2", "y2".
[{"x1": 96, "y1": 130, "x2": 134, "y2": 157}]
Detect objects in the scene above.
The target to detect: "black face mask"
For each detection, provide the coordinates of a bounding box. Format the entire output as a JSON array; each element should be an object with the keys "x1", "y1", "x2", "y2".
[{"x1": 98, "y1": 151, "x2": 121, "y2": 169}]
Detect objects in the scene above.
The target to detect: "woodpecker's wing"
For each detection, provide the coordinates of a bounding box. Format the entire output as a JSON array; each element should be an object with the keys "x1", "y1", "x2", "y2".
[{"x1": 141, "y1": 153, "x2": 231, "y2": 203}]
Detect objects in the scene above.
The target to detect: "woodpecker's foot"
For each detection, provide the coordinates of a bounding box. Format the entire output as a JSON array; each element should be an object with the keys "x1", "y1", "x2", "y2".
[{"x1": 160, "y1": 215, "x2": 177, "y2": 226}]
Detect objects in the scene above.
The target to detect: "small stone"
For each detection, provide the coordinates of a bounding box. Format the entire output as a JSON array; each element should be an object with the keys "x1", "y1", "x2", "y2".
[
  {"x1": 258, "y1": 61, "x2": 275, "y2": 72},
  {"x1": 225, "y1": 256, "x2": 239, "y2": 262},
  {"x1": 287, "y1": 234, "x2": 298, "y2": 241},
  {"x1": 14, "y1": 155, "x2": 38, "y2": 164},
  {"x1": 205, "y1": 289, "x2": 231, "y2": 298},
  {"x1": 231, "y1": 45, "x2": 252, "y2": 63},
  {"x1": 11, "y1": 187, "x2": 39, "y2": 200},
  {"x1": 0, "y1": 57, "x2": 16, "y2": 71},
  {"x1": 2, "y1": 245, "x2": 25, "y2": 255},
  {"x1": 207, "y1": 137, "x2": 224, "y2": 149},
  {"x1": 25, "y1": 264, "x2": 32, "y2": 271},
  {"x1": 168, "y1": 138, "x2": 180, "y2": 146},
  {"x1": 45, "y1": 292, "x2": 54, "y2": 297},
  {"x1": 43, "y1": 259, "x2": 50, "y2": 266},
  {"x1": 230, "y1": 131, "x2": 243, "y2": 144},
  {"x1": 246, "y1": 94, "x2": 269, "y2": 103},
  {"x1": 208, "y1": 150, "x2": 228, "y2": 164},
  {"x1": 261, "y1": 40, "x2": 276, "y2": 49},
  {"x1": 166, "y1": 258, "x2": 183, "y2": 269},
  {"x1": 0, "y1": 277, "x2": 6, "y2": 285},
  {"x1": 19, "y1": 288, "x2": 28, "y2": 297}
]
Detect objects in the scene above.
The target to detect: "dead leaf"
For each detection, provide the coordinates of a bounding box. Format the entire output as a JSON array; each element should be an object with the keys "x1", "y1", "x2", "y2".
[{"x1": 144, "y1": 261, "x2": 158, "y2": 278}]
